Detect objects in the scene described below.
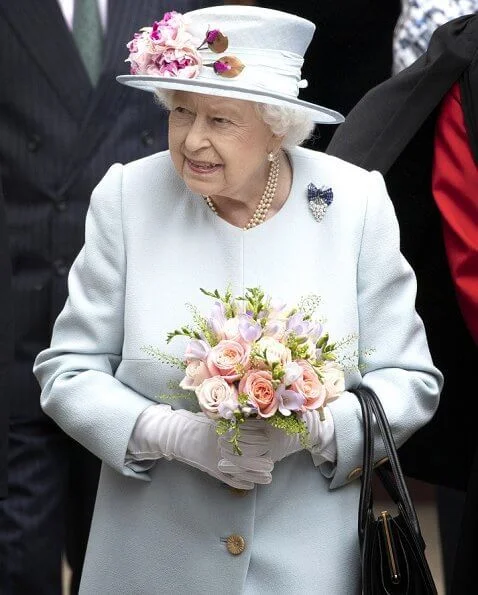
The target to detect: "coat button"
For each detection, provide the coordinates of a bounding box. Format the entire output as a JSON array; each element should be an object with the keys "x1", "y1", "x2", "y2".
[
  {"x1": 141, "y1": 130, "x2": 154, "y2": 147},
  {"x1": 27, "y1": 134, "x2": 42, "y2": 152},
  {"x1": 226, "y1": 534, "x2": 246, "y2": 556},
  {"x1": 229, "y1": 488, "x2": 249, "y2": 497},
  {"x1": 374, "y1": 457, "x2": 388, "y2": 468},
  {"x1": 347, "y1": 467, "x2": 362, "y2": 481},
  {"x1": 55, "y1": 200, "x2": 68, "y2": 212},
  {"x1": 53, "y1": 259, "x2": 69, "y2": 277}
]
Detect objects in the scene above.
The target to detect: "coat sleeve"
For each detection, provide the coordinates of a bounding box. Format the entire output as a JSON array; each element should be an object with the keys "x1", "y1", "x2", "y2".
[
  {"x1": 325, "y1": 170, "x2": 443, "y2": 489},
  {"x1": 33, "y1": 163, "x2": 153, "y2": 480}
]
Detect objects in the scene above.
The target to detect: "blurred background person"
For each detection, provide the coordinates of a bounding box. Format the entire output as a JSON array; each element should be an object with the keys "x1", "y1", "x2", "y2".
[
  {"x1": 0, "y1": 178, "x2": 13, "y2": 502},
  {"x1": 392, "y1": 1, "x2": 477, "y2": 586},
  {"x1": 327, "y1": 14, "x2": 478, "y2": 594},
  {"x1": 0, "y1": 1, "x2": 216, "y2": 594},
  {"x1": 247, "y1": 0, "x2": 401, "y2": 150},
  {"x1": 394, "y1": 0, "x2": 478, "y2": 73}
]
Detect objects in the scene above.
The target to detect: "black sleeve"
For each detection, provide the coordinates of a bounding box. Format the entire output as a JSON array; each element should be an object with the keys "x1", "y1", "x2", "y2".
[{"x1": 0, "y1": 177, "x2": 13, "y2": 498}]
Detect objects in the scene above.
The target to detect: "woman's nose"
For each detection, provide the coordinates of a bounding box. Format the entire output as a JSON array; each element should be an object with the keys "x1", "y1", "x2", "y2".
[{"x1": 184, "y1": 117, "x2": 210, "y2": 152}]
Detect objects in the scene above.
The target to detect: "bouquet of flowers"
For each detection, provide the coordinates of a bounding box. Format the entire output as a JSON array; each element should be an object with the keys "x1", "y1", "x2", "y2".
[{"x1": 144, "y1": 287, "x2": 345, "y2": 454}]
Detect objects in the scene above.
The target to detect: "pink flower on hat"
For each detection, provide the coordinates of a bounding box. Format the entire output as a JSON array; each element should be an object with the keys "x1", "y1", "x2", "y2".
[
  {"x1": 151, "y1": 11, "x2": 188, "y2": 43},
  {"x1": 126, "y1": 11, "x2": 243, "y2": 80},
  {"x1": 126, "y1": 11, "x2": 201, "y2": 78},
  {"x1": 153, "y1": 47, "x2": 202, "y2": 78}
]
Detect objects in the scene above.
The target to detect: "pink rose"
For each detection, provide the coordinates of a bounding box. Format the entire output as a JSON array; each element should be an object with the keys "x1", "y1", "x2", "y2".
[
  {"x1": 291, "y1": 360, "x2": 326, "y2": 410},
  {"x1": 196, "y1": 377, "x2": 238, "y2": 420},
  {"x1": 206, "y1": 340, "x2": 250, "y2": 383},
  {"x1": 239, "y1": 370, "x2": 277, "y2": 418},
  {"x1": 179, "y1": 360, "x2": 211, "y2": 391}
]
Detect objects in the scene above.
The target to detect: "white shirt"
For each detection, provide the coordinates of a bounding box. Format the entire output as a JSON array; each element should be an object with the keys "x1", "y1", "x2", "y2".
[{"x1": 57, "y1": 0, "x2": 108, "y2": 31}]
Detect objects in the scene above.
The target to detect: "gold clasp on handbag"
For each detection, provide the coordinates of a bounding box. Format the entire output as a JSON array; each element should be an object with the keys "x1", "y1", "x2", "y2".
[{"x1": 380, "y1": 511, "x2": 401, "y2": 584}]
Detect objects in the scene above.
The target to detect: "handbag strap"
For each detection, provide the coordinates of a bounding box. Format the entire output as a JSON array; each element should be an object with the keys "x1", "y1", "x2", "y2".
[
  {"x1": 354, "y1": 386, "x2": 423, "y2": 545},
  {"x1": 366, "y1": 388, "x2": 422, "y2": 538},
  {"x1": 356, "y1": 386, "x2": 375, "y2": 543}
]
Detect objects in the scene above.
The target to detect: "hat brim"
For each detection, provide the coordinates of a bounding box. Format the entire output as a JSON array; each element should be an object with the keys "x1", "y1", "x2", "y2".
[{"x1": 117, "y1": 75, "x2": 344, "y2": 125}]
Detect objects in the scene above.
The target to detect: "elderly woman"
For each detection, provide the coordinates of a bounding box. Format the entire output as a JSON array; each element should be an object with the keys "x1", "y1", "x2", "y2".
[{"x1": 34, "y1": 5, "x2": 442, "y2": 594}]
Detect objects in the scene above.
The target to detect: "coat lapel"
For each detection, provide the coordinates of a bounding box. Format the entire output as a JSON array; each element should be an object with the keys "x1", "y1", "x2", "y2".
[{"x1": 0, "y1": 0, "x2": 92, "y2": 122}]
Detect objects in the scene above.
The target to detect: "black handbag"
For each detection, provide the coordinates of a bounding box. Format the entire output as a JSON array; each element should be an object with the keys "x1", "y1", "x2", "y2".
[{"x1": 353, "y1": 386, "x2": 438, "y2": 595}]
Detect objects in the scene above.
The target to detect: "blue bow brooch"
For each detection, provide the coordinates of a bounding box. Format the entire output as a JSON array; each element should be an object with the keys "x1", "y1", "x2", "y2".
[{"x1": 307, "y1": 183, "x2": 334, "y2": 222}]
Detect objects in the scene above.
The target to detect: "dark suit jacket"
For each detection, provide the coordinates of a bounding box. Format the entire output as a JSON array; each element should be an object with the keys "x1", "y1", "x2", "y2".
[
  {"x1": 0, "y1": 179, "x2": 13, "y2": 498},
  {"x1": 327, "y1": 14, "x2": 478, "y2": 492},
  {"x1": 0, "y1": 0, "x2": 211, "y2": 418}
]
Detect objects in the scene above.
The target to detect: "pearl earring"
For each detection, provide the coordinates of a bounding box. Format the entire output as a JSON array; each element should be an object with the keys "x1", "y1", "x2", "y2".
[{"x1": 268, "y1": 152, "x2": 275, "y2": 162}]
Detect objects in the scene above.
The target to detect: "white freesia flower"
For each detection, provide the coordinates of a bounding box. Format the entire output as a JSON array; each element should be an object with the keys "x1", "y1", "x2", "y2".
[
  {"x1": 283, "y1": 361, "x2": 302, "y2": 386},
  {"x1": 217, "y1": 393, "x2": 240, "y2": 420},
  {"x1": 223, "y1": 317, "x2": 241, "y2": 340},
  {"x1": 256, "y1": 336, "x2": 291, "y2": 366},
  {"x1": 268, "y1": 299, "x2": 290, "y2": 321}
]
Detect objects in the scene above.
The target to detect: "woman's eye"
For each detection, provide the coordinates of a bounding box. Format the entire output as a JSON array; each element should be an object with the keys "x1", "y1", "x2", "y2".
[
  {"x1": 213, "y1": 117, "x2": 231, "y2": 124},
  {"x1": 174, "y1": 107, "x2": 191, "y2": 115}
]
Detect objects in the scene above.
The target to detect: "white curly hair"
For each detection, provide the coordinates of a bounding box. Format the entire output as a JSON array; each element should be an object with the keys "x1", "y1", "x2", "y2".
[{"x1": 154, "y1": 90, "x2": 315, "y2": 148}]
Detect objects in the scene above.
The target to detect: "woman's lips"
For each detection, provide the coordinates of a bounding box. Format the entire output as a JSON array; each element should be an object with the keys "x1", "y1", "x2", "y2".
[{"x1": 186, "y1": 159, "x2": 222, "y2": 174}]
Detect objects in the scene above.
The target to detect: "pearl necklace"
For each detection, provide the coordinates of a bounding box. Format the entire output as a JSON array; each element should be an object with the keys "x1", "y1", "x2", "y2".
[{"x1": 203, "y1": 154, "x2": 280, "y2": 230}]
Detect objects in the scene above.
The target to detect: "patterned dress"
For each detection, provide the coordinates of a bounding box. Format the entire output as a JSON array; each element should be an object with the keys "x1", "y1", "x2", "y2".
[{"x1": 393, "y1": 0, "x2": 478, "y2": 73}]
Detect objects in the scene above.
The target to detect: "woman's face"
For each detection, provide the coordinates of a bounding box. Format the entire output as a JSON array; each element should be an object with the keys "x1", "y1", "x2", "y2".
[{"x1": 168, "y1": 91, "x2": 277, "y2": 200}]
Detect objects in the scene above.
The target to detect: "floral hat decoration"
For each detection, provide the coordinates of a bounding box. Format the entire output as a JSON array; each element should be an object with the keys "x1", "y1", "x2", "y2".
[{"x1": 117, "y1": 5, "x2": 344, "y2": 125}]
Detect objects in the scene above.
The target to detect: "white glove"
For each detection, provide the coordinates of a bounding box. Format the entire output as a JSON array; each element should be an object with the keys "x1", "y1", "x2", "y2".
[
  {"x1": 267, "y1": 409, "x2": 337, "y2": 466},
  {"x1": 218, "y1": 409, "x2": 336, "y2": 478},
  {"x1": 127, "y1": 404, "x2": 272, "y2": 489},
  {"x1": 218, "y1": 423, "x2": 274, "y2": 480}
]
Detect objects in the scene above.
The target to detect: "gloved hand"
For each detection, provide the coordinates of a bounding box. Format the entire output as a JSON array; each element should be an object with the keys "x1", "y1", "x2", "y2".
[
  {"x1": 267, "y1": 408, "x2": 337, "y2": 465},
  {"x1": 218, "y1": 422, "x2": 274, "y2": 481},
  {"x1": 127, "y1": 404, "x2": 272, "y2": 489},
  {"x1": 218, "y1": 409, "x2": 336, "y2": 478}
]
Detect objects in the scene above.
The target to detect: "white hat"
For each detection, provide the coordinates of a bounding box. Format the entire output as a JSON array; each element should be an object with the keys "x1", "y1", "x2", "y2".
[{"x1": 117, "y1": 5, "x2": 344, "y2": 125}]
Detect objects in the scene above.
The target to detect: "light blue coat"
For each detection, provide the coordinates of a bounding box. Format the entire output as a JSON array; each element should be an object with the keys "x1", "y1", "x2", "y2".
[{"x1": 34, "y1": 147, "x2": 442, "y2": 594}]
